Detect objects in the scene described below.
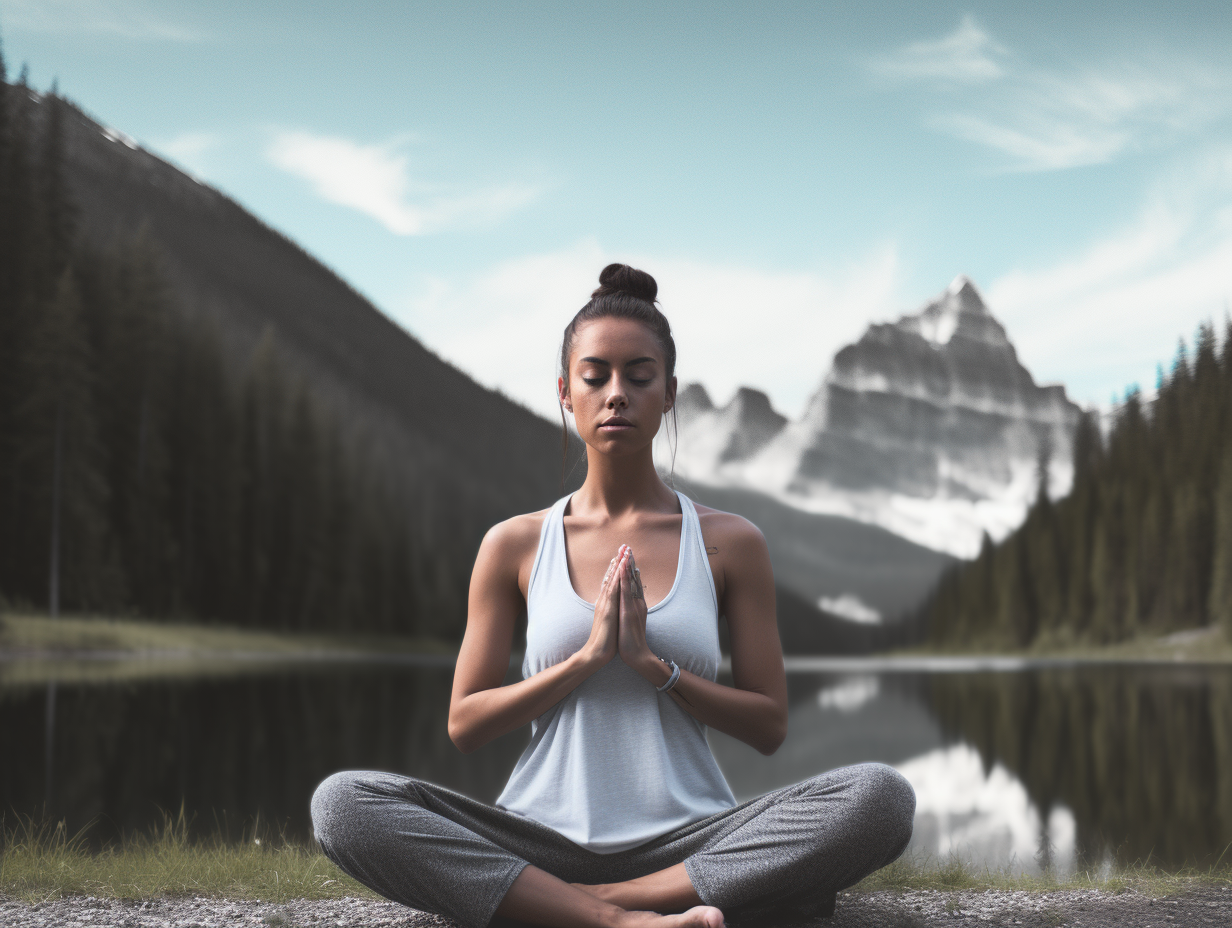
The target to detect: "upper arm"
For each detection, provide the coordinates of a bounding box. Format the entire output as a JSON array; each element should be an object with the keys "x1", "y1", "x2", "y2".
[
  {"x1": 450, "y1": 515, "x2": 541, "y2": 706},
  {"x1": 712, "y1": 515, "x2": 787, "y2": 704}
]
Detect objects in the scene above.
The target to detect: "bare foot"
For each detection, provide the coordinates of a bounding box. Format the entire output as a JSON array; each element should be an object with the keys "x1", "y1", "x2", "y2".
[
  {"x1": 616, "y1": 906, "x2": 725, "y2": 928},
  {"x1": 672, "y1": 905, "x2": 726, "y2": 928}
]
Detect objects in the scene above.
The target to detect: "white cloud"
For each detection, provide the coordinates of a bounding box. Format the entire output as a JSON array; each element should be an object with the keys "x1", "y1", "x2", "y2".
[
  {"x1": 988, "y1": 147, "x2": 1232, "y2": 402},
  {"x1": 399, "y1": 239, "x2": 903, "y2": 422},
  {"x1": 937, "y1": 67, "x2": 1226, "y2": 171},
  {"x1": 875, "y1": 19, "x2": 1230, "y2": 172},
  {"x1": 266, "y1": 130, "x2": 540, "y2": 235},
  {"x1": 933, "y1": 110, "x2": 1128, "y2": 172},
  {"x1": 2, "y1": 0, "x2": 203, "y2": 40},
  {"x1": 871, "y1": 15, "x2": 1006, "y2": 84}
]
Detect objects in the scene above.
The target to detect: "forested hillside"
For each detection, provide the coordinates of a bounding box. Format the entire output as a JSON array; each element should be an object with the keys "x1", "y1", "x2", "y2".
[
  {"x1": 0, "y1": 71, "x2": 569, "y2": 638},
  {"x1": 922, "y1": 321, "x2": 1232, "y2": 647}
]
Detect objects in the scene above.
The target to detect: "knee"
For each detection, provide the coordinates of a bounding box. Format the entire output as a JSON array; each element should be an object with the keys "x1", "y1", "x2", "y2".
[
  {"x1": 311, "y1": 771, "x2": 357, "y2": 847},
  {"x1": 311, "y1": 770, "x2": 393, "y2": 849},
  {"x1": 855, "y1": 763, "x2": 916, "y2": 852}
]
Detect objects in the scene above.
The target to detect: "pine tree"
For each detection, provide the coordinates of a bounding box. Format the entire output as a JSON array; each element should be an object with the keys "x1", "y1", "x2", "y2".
[
  {"x1": 13, "y1": 270, "x2": 115, "y2": 611},
  {"x1": 39, "y1": 84, "x2": 76, "y2": 293},
  {"x1": 89, "y1": 235, "x2": 175, "y2": 614},
  {"x1": 1208, "y1": 450, "x2": 1232, "y2": 633}
]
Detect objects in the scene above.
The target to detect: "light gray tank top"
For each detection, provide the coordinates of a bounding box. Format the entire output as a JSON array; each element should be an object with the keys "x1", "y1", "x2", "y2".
[{"x1": 494, "y1": 489, "x2": 737, "y2": 853}]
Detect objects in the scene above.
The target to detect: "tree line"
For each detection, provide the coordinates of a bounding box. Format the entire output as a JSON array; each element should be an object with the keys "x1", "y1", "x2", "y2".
[
  {"x1": 922, "y1": 318, "x2": 1232, "y2": 647},
  {"x1": 0, "y1": 67, "x2": 469, "y2": 637}
]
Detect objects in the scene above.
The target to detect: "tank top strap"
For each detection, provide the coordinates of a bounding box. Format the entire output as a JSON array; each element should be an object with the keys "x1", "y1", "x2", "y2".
[
  {"x1": 675, "y1": 489, "x2": 718, "y2": 612},
  {"x1": 527, "y1": 494, "x2": 570, "y2": 603}
]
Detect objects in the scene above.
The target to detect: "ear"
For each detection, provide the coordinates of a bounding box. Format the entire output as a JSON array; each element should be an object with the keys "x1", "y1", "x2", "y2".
[
  {"x1": 557, "y1": 375, "x2": 572, "y2": 412},
  {"x1": 664, "y1": 375, "x2": 677, "y2": 413}
]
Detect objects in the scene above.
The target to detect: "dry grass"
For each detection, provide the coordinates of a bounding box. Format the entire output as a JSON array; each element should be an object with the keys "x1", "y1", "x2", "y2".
[{"x1": 0, "y1": 812, "x2": 376, "y2": 903}]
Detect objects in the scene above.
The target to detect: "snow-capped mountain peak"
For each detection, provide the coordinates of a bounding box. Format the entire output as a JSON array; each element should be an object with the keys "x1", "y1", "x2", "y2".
[{"x1": 658, "y1": 277, "x2": 1081, "y2": 558}]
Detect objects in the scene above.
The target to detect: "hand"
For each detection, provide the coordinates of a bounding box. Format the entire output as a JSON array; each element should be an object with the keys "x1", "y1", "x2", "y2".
[
  {"x1": 580, "y1": 545, "x2": 627, "y2": 669},
  {"x1": 617, "y1": 549, "x2": 652, "y2": 667}
]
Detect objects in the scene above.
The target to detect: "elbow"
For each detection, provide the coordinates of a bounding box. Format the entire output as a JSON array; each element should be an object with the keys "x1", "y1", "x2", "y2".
[
  {"x1": 755, "y1": 717, "x2": 788, "y2": 756},
  {"x1": 447, "y1": 716, "x2": 479, "y2": 754}
]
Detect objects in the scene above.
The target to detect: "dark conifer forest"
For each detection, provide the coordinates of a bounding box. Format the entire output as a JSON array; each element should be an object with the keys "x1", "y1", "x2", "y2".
[
  {"x1": 0, "y1": 70, "x2": 524, "y2": 638},
  {"x1": 922, "y1": 321, "x2": 1232, "y2": 647}
]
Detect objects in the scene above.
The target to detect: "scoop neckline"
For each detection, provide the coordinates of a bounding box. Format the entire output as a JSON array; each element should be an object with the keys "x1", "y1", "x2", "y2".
[{"x1": 560, "y1": 490, "x2": 688, "y2": 614}]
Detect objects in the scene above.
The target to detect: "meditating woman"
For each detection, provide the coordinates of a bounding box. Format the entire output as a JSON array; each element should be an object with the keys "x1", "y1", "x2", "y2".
[{"x1": 310, "y1": 264, "x2": 915, "y2": 928}]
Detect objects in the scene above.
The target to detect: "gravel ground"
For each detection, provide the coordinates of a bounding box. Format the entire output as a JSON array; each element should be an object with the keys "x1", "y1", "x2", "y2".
[{"x1": 2, "y1": 887, "x2": 1230, "y2": 928}]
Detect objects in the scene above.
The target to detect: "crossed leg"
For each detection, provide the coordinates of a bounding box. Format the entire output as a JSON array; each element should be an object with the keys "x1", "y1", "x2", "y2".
[
  {"x1": 569, "y1": 861, "x2": 702, "y2": 912},
  {"x1": 311, "y1": 764, "x2": 915, "y2": 928},
  {"x1": 498, "y1": 864, "x2": 720, "y2": 928}
]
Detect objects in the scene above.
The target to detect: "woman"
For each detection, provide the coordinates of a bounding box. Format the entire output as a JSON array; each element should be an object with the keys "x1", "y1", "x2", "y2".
[{"x1": 311, "y1": 264, "x2": 915, "y2": 928}]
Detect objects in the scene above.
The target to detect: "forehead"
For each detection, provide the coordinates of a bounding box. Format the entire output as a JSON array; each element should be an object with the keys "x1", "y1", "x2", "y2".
[{"x1": 570, "y1": 316, "x2": 663, "y2": 364}]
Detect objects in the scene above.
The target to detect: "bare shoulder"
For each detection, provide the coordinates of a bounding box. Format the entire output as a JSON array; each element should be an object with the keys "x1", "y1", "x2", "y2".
[
  {"x1": 475, "y1": 507, "x2": 552, "y2": 590},
  {"x1": 693, "y1": 502, "x2": 767, "y2": 547},
  {"x1": 480, "y1": 508, "x2": 550, "y2": 560},
  {"x1": 692, "y1": 501, "x2": 773, "y2": 607},
  {"x1": 484, "y1": 508, "x2": 549, "y2": 548}
]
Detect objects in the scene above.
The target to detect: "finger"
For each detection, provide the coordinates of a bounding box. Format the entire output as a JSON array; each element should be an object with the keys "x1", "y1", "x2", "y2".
[
  {"x1": 603, "y1": 547, "x2": 627, "y2": 590},
  {"x1": 609, "y1": 550, "x2": 628, "y2": 601}
]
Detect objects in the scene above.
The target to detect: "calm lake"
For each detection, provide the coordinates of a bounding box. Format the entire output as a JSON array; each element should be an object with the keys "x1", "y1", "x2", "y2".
[{"x1": 2, "y1": 657, "x2": 1230, "y2": 876}]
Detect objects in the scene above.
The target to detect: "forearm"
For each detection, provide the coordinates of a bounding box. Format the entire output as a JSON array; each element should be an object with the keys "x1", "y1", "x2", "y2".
[
  {"x1": 449, "y1": 649, "x2": 602, "y2": 753},
  {"x1": 630, "y1": 654, "x2": 787, "y2": 755}
]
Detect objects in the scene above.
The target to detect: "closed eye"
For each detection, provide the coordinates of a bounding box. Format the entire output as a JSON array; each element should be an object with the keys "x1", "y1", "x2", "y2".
[{"x1": 583, "y1": 376, "x2": 652, "y2": 386}]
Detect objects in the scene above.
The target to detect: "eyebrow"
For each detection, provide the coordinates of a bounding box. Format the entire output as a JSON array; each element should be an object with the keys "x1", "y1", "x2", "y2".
[{"x1": 579, "y1": 357, "x2": 658, "y2": 366}]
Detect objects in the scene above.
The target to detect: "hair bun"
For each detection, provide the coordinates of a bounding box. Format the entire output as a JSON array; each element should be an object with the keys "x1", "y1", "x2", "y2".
[{"x1": 592, "y1": 263, "x2": 658, "y2": 303}]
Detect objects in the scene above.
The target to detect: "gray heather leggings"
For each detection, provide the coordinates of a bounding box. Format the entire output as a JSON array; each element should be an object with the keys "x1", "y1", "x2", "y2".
[{"x1": 311, "y1": 763, "x2": 915, "y2": 928}]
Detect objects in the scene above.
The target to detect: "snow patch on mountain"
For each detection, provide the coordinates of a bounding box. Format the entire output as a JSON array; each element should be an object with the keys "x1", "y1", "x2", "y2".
[{"x1": 818, "y1": 594, "x2": 883, "y2": 625}]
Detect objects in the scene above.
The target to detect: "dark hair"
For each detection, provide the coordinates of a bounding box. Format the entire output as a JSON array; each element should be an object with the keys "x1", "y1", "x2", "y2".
[{"x1": 558, "y1": 263, "x2": 679, "y2": 487}]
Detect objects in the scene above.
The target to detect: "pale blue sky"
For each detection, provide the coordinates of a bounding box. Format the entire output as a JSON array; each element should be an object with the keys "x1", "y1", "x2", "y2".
[{"x1": 4, "y1": 0, "x2": 1231, "y2": 420}]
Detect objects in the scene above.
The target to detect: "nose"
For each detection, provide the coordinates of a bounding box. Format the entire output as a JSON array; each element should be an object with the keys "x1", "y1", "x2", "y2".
[{"x1": 606, "y1": 376, "x2": 629, "y2": 409}]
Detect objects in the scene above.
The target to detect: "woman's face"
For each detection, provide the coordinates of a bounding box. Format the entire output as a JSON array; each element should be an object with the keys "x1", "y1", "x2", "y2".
[{"x1": 558, "y1": 316, "x2": 676, "y2": 455}]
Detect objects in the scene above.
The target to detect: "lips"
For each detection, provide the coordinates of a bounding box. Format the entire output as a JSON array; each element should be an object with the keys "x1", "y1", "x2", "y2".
[{"x1": 599, "y1": 417, "x2": 634, "y2": 429}]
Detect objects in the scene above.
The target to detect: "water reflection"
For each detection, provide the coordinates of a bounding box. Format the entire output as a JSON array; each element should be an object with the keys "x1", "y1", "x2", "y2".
[
  {"x1": 927, "y1": 666, "x2": 1232, "y2": 870},
  {"x1": 1, "y1": 661, "x2": 1228, "y2": 873},
  {"x1": 898, "y1": 743, "x2": 1076, "y2": 876},
  {"x1": 0, "y1": 665, "x2": 526, "y2": 845}
]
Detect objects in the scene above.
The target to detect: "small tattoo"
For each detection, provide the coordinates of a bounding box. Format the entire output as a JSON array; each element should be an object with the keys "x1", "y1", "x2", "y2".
[{"x1": 705, "y1": 546, "x2": 719, "y2": 555}]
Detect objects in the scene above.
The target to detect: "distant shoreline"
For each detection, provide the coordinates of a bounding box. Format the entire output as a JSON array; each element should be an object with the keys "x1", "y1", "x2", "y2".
[
  {"x1": 0, "y1": 613, "x2": 459, "y2": 685},
  {"x1": 4, "y1": 612, "x2": 1230, "y2": 688}
]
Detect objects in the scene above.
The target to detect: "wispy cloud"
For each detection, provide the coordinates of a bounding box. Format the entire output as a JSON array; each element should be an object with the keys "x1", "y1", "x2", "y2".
[
  {"x1": 400, "y1": 240, "x2": 903, "y2": 422},
  {"x1": 988, "y1": 146, "x2": 1232, "y2": 401},
  {"x1": 874, "y1": 19, "x2": 1229, "y2": 171},
  {"x1": 940, "y1": 67, "x2": 1224, "y2": 171},
  {"x1": 266, "y1": 130, "x2": 540, "y2": 235},
  {"x1": 870, "y1": 15, "x2": 1006, "y2": 84},
  {"x1": 2, "y1": 0, "x2": 204, "y2": 40}
]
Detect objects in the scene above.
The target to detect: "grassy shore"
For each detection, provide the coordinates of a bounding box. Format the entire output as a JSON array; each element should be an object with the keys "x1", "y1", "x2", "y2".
[
  {"x1": 0, "y1": 817, "x2": 371, "y2": 903},
  {"x1": 0, "y1": 612, "x2": 455, "y2": 657},
  {"x1": 0, "y1": 612, "x2": 458, "y2": 685},
  {"x1": 8, "y1": 610, "x2": 1232, "y2": 666},
  {"x1": 2, "y1": 816, "x2": 1228, "y2": 904},
  {"x1": 898, "y1": 624, "x2": 1232, "y2": 664}
]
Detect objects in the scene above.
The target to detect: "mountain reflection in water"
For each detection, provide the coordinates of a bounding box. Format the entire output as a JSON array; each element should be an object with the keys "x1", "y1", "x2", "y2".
[{"x1": 1, "y1": 662, "x2": 1228, "y2": 873}]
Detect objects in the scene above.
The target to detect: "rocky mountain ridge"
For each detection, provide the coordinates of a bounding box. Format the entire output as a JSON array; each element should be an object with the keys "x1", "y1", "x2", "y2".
[{"x1": 661, "y1": 277, "x2": 1082, "y2": 562}]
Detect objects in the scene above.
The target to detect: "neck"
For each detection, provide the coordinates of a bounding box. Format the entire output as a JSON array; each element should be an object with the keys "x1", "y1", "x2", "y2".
[{"x1": 573, "y1": 442, "x2": 678, "y2": 516}]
